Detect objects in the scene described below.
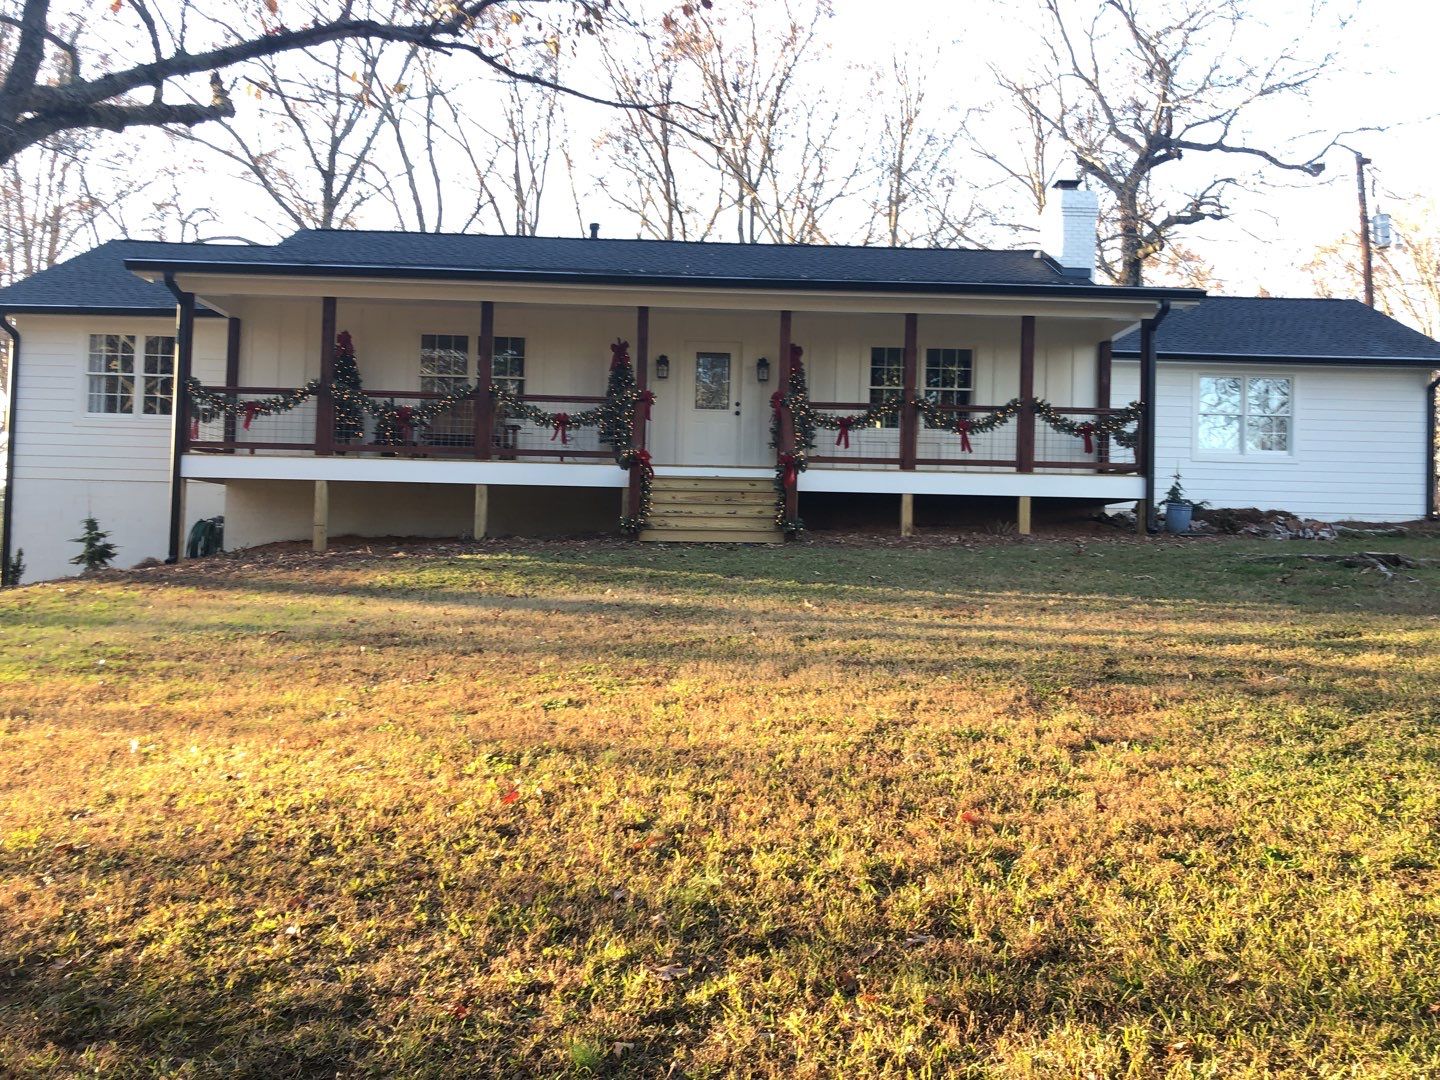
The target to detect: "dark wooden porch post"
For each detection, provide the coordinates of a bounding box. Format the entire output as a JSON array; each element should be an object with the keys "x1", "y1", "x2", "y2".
[
  {"x1": 166, "y1": 284, "x2": 196, "y2": 563},
  {"x1": 627, "y1": 306, "x2": 650, "y2": 521},
  {"x1": 1016, "y1": 315, "x2": 1036, "y2": 472},
  {"x1": 315, "y1": 297, "x2": 337, "y2": 456},
  {"x1": 779, "y1": 310, "x2": 798, "y2": 524},
  {"x1": 222, "y1": 317, "x2": 242, "y2": 450},
  {"x1": 1095, "y1": 338, "x2": 1112, "y2": 464},
  {"x1": 1138, "y1": 316, "x2": 1158, "y2": 532},
  {"x1": 900, "y1": 313, "x2": 919, "y2": 470},
  {"x1": 474, "y1": 300, "x2": 495, "y2": 458}
]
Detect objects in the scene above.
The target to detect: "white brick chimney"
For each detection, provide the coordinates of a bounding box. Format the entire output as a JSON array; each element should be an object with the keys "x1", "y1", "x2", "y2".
[{"x1": 1041, "y1": 179, "x2": 1100, "y2": 279}]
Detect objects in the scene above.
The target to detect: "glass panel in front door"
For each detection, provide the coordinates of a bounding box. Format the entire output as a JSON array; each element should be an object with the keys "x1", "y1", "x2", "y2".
[{"x1": 695, "y1": 353, "x2": 731, "y2": 410}]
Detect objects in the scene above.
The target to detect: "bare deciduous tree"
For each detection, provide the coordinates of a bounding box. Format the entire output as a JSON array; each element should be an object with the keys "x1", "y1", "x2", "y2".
[
  {"x1": 1306, "y1": 199, "x2": 1440, "y2": 337},
  {"x1": 0, "y1": 0, "x2": 703, "y2": 167},
  {"x1": 998, "y1": 0, "x2": 1346, "y2": 284}
]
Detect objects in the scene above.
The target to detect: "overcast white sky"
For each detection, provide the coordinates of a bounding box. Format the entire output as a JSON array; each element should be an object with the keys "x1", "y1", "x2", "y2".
[{"x1": 116, "y1": 0, "x2": 1440, "y2": 301}]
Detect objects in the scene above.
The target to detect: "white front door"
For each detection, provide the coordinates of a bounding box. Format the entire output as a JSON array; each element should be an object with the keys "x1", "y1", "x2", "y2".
[{"x1": 679, "y1": 346, "x2": 744, "y2": 465}]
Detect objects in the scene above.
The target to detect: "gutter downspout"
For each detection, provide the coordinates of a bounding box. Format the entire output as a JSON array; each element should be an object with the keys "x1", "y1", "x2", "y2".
[
  {"x1": 162, "y1": 274, "x2": 196, "y2": 563},
  {"x1": 1427, "y1": 373, "x2": 1439, "y2": 519},
  {"x1": 1140, "y1": 299, "x2": 1172, "y2": 532},
  {"x1": 1, "y1": 311, "x2": 19, "y2": 586}
]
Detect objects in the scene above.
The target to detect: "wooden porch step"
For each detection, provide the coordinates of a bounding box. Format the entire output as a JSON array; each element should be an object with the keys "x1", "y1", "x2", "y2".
[
  {"x1": 651, "y1": 488, "x2": 774, "y2": 505},
  {"x1": 639, "y1": 527, "x2": 782, "y2": 544},
  {"x1": 648, "y1": 500, "x2": 775, "y2": 518},
  {"x1": 650, "y1": 476, "x2": 773, "y2": 492},
  {"x1": 646, "y1": 512, "x2": 776, "y2": 530}
]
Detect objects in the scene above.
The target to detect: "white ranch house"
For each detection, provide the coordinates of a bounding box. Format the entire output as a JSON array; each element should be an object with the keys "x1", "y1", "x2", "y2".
[{"x1": 2, "y1": 182, "x2": 1437, "y2": 583}]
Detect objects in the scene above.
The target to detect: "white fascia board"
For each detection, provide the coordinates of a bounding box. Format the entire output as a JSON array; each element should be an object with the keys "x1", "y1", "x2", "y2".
[
  {"x1": 181, "y1": 454, "x2": 628, "y2": 487},
  {"x1": 800, "y1": 469, "x2": 1144, "y2": 499}
]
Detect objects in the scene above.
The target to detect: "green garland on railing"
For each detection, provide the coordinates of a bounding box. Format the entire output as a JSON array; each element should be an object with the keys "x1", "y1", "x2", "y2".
[
  {"x1": 912, "y1": 396, "x2": 1025, "y2": 439},
  {"x1": 1033, "y1": 398, "x2": 1142, "y2": 451},
  {"x1": 185, "y1": 377, "x2": 321, "y2": 421}
]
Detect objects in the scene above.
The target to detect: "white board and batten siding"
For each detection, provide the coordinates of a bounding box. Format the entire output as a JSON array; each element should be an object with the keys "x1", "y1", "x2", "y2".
[
  {"x1": 9, "y1": 313, "x2": 226, "y2": 582},
  {"x1": 1114, "y1": 359, "x2": 1432, "y2": 522}
]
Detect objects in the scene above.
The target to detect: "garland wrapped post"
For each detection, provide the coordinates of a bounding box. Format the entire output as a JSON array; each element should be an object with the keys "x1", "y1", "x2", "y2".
[
  {"x1": 332, "y1": 331, "x2": 366, "y2": 442},
  {"x1": 618, "y1": 448, "x2": 654, "y2": 533},
  {"x1": 767, "y1": 344, "x2": 811, "y2": 535},
  {"x1": 1033, "y1": 399, "x2": 1142, "y2": 452}
]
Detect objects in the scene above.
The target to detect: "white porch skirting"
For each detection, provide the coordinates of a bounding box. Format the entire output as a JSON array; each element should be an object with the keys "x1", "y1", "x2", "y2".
[{"x1": 183, "y1": 453, "x2": 1143, "y2": 500}]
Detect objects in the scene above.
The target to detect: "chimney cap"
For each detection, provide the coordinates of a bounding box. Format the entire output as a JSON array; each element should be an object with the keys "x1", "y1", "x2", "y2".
[
  {"x1": 588, "y1": 222, "x2": 600, "y2": 239},
  {"x1": 1052, "y1": 179, "x2": 1082, "y2": 190}
]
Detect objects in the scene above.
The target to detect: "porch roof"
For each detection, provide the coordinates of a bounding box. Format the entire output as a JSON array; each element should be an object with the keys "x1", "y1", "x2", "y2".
[{"x1": 121, "y1": 229, "x2": 1201, "y2": 302}]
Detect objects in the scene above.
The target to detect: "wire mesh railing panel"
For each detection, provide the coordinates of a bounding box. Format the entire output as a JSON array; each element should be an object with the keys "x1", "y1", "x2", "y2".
[
  {"x1": 1034, "y1": 408, "x2": 1141, "y2": 472},
  {"x1": 500, "y1": 396, "x2": 612, "y2": 460},
  {"x1": 188, "y1": 388, "x2": 318, "y2": 451}
]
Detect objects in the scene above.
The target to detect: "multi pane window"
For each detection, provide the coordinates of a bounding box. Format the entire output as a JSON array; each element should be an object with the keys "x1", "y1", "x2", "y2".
[
  {"x1": 869, "y1": 346, "x2": 974, "y2": 428},
  {"x1": 868, "y1": 347, "x2": 904, "y2": 428},
  {"x1": 142, "y1": 336, "x2": 175, "y2": 415},
  {"x1": 922, "y1": 348, "x2": 973, "y2": 422},
  {"x1": 88, "y1": 334, "x2": 174, "y2": 415},
  {"x1": 493, "y1": 336, "x2": 526, "y2": 396},
  {"x1": 420, "y1": 334, "x2": 470, "y2": 392},
  {"x1": 1198, "y1": 375, "x2": 1293, "y2": 453}
]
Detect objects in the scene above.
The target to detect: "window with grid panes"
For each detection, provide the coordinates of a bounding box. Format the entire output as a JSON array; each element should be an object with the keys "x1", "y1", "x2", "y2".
[
  {"x1": 921, "y1": 348, "x2": 973, "y2": 426},
  {"x1": 1198, "y1": 375, "x2": 1292, "y2": 453},
  {"x1": 420, "y1": 334, "x2": 470, "y2": 445},
  {"x1": 493, "y1": 337, "x2": 525, "y2": 396},
  {"x1": 868, "y1": 347, "x2": 903, "y2": 428}
]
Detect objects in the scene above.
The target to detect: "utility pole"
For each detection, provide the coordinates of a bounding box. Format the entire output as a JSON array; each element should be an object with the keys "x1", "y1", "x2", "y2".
[{"x1": 1355, "y1": 150, "x2": 1375, "y2": 308}]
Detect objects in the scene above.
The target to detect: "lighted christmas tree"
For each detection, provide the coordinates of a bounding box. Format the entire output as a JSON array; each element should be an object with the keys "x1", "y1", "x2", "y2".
[
  {"x1": 332, "y1": 330, "x2": 366, "y2": 442},
  {"x1": 598, "y1": 338, "x2": 638, "y2": 457}
]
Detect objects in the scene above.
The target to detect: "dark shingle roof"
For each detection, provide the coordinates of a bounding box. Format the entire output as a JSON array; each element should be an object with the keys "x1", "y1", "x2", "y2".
[
  {"x1": 1113, "y1": 295, "x2": 1440, "y2": 364},
  {"x1": 0, "y1": 239, "x2": 219, "y2": 313},
  {"x1": 250, "y1": 229, "x2": 1080, "y2": 286},
  {"x1": 2, "y1": 229, "x2": 1202, "y2": 309}
]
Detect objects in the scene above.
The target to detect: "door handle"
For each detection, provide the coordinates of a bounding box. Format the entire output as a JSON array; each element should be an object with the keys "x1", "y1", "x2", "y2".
[{"x1": 734, "y1": 401, "x2": 741, "y2": 415}]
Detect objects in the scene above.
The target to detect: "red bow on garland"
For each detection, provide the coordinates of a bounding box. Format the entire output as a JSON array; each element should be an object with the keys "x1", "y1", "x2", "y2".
[
  {"x1": 638, "y1": 390, "x2": 655, "y2": 420},
  {"x1": 835, "y1": 416, "x2": 853, "y2": 449},
  {"x1": 610, "y1": 339, "x2": 630, "y2": 370},
  {"x1": 956, "y1": 418, "x2": 973, "y2": 453},
  {"x1": 770, "y1": 391, "x2": 786, "y2": 419},
  {"x1": 629, "y1": 448, "x2": 654, "y2": 477},
  {"x1": 551, "y1": 412, "x2": 570, "y2": 444},
  {"x1": 1077, "y1": 422, "x2": 1096, "y2": 455},
  {"x1": 778, "y1": 452, "x2": 800, "y2": 490},
  {"x1": 396, "y1": 405, "x2": 414, "y2": 441},
  {"x1": 242, "y1": 401, "x2": 260, "y2": 430}
]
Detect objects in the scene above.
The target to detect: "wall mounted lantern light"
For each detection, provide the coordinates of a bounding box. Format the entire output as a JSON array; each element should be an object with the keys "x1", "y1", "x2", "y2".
[
  {"x1": 655, "y1": 354, "x2": 670, "y2": 379},
  {"x1": 755, "y1": 356, "x2": 771, "y2": 383}
]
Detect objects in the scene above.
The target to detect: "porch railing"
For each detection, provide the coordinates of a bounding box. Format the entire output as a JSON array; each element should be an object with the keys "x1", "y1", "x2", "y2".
[{"x1": 186, "y1": 384, "x2": 612, "y2": 462}]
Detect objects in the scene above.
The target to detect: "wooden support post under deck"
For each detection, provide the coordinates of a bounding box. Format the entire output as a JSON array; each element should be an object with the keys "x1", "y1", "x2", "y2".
[
  {"x1": 475, "y1": 300, "x2": 495, "y2": 458},
  {"x1": 222, "y1": 317, "x2": 241, "y2": 449},
  {"x1": 312, "y1": 480, "x2": 329, "y2": 553},
  {"x1": 779, "y1": 310, "x2": 799, "y2": 526},
  {"x1": 900, "y1": 492, "x2": 915, "y2": 537},
  {"x1": 315, "y1": 297, "x2": 337, "y2": 456},
  {"x1": 1138, "y1": 313, "x2": 1161, "y2": 533},
  {"x1": 166, "y1": 282, "x2": 196, "y2": 563},
  {"x1": 1017, "y1": 495, "x2": 1032, "y2": 536},
  {"x1": 473, "y1": 484, "x2": 489, "y2": 540},
  {"x1": 900, "y1": 313, "x2": 919, "y2": 470},
  {"x1": 1016, "y1": 315, "x2": 1036, "y2": 473}
]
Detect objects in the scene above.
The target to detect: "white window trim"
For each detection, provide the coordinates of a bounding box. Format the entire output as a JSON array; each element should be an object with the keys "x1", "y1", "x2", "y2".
[
  {"x1": 1192, "y1": 369, "x2": 1298, "y2": 462},
  {"x1": 78, "y1": 330, "x2": 176, "y2": 424}
]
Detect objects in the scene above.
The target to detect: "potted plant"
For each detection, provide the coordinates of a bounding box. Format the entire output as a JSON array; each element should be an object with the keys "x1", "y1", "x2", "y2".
[{"x1": 1162, "y1": 469, "x2": 1200, "y2": 534}]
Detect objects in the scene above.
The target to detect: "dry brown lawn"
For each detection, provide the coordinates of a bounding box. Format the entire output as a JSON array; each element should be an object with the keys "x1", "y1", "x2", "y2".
[{"x1": 1, "y1": 535, "x2": 1438, "y2": 1077}]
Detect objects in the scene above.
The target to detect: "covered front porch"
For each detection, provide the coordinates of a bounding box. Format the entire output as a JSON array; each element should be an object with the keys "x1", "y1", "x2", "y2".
[{"x1": 163, "y1": 283, "x2": 1165, "y2": 554}]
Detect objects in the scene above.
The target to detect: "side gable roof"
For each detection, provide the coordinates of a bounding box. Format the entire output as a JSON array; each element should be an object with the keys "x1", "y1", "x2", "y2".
[
  {"x1": 0, "y1": 239, "x2": 221, "y2": 314},
  {"x1": 1113, "y1": 295, "x2": 1440, "y2": 366}
]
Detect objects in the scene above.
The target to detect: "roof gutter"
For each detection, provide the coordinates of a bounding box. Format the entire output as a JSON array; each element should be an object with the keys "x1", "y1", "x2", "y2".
[
  {"x1": 1142, "y1": 299, "x2": 1172, "y2": 532},
  {"x1": 1427, "y1": 373, "x2": 1439, "y2": 520},
  {"x1": 1, "y1": 310, "x2": 19, "y2": 586}
]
